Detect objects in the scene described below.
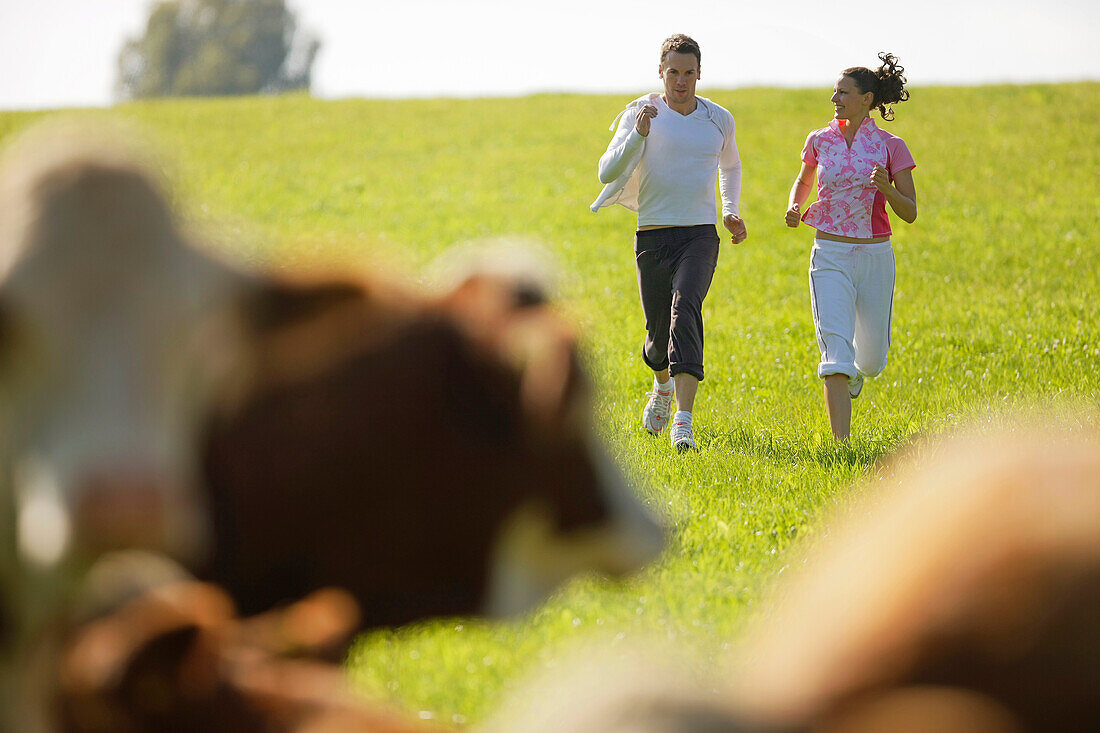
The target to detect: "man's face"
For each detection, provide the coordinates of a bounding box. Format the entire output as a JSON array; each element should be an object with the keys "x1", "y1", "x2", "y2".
[{"x1": 659, "y1": 51, "x2": 700, "y2": 106}]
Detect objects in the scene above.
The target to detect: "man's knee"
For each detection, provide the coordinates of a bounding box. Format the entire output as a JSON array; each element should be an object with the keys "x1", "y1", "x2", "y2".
[
  {"x1": 669, "y1": 301, "x2": 704, "y2": 338},
  {"x1": 670, "y1": 363, "x2": 704, "y2": 382},
  {"x1": 642, "y1": 347, "x2": 670, "y2": 373}
]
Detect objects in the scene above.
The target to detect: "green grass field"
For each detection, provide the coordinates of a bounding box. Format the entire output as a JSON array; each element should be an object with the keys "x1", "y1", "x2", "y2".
[{"x1": 2, "y1": 82, "x2": 1098, "y2": 727}]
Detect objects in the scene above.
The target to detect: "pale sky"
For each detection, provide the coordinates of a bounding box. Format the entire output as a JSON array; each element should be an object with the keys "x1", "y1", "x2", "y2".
[{"x1": 1, "y1": 0, "x2": 1097, "y2": 110}]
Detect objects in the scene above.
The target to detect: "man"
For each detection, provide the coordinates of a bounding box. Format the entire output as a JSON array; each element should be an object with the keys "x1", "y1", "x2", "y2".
[{"x1": 591, "y1": 33, "x2": 746, "y2": 451}]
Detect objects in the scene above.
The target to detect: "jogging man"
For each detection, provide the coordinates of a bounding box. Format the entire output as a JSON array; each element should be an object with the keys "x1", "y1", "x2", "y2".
[{"x1": 591, "y1": 33, "x2": 746, "y2": 451}]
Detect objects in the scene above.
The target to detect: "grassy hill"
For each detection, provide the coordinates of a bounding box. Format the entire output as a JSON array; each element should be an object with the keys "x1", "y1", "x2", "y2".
[{"x1": 2, "y1": 83, "x2": 1098, "y2": 726}]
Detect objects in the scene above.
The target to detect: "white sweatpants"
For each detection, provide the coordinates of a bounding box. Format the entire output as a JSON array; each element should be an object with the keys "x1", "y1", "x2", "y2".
[{"x1": 808, "y1": 238, "x2": 895, "y2": 380}]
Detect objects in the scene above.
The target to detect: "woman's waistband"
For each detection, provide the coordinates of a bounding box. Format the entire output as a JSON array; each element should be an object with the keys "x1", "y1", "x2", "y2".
[{"x1": 812, "y1": 236, "x2": 892, "y2": 252}]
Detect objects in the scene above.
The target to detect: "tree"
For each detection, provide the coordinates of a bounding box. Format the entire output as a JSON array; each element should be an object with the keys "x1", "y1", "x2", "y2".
[{"x1": 117, "y1": 0, "x2": 320, "y2": 99}]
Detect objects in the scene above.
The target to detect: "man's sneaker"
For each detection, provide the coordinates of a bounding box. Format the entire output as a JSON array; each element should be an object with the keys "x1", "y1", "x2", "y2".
[
  {"x1": 642, "y1": 385, "x2": 675, "y2": 435},
  {"x1": 848, "y1": 374, "x2": 864, "y2": 399},
  {"x1": 670, "y1": 416, "x2": 696, "y2": 452}
]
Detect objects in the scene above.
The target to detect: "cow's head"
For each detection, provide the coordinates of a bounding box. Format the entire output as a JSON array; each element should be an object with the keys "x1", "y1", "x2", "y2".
[
  {"x1": 432, "y1": 250, "x2": 667, "y2": 618},
  {"x1": 0, "y1": 122, "x2": 252, "y2": 574},
  {"x1": 195, "y1": 245, "x2": 667, "y2": 627}
]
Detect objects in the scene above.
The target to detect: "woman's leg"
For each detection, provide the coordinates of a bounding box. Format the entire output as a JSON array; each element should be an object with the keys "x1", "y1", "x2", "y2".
[
  {"x1": 823, "y1": 374, "x2": 852, "y2": 441},
  {"x1": 810, "y1": 243, "x2": 858, "y2": 439},
  {"x1": 853, "y1": 245, "x2": 896, "y2": 379}
]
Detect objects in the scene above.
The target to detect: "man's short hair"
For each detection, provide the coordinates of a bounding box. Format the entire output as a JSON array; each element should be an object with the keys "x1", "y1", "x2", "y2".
[{"x1": 660, "y1": 34, "x2": 701, "y2": 67}]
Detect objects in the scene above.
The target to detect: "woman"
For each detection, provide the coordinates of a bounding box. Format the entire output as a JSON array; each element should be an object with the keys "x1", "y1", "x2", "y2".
[{"x1": 785, "y1": 52, "x2": 917, "y2": 441}]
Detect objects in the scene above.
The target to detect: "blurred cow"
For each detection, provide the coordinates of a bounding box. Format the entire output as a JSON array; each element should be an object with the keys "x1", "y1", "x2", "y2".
[
  {"x1": 196, "y1": 257, "x2": 664, "y2": 625},
  {"x1": 486, "y1": 422, "x2": 1100, "y2": 733},
  {"x1": 726, "y1": 422, "x2": 1100, "y2": 731},
  {"x1": 56, "y1": 577, "x2": 452, "y2": 733},
  {"x1": 0, "y1": 120, "x2": 664, "y2": 731}
]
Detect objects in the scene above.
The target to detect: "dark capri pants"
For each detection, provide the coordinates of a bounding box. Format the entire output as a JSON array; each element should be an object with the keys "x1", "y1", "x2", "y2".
[{"x1": 634, "y1": 224, "x2": 719, "y2": 382}]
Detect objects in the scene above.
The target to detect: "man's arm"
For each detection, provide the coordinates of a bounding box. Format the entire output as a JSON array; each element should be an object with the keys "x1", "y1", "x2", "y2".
[
  {"x1": 719, "y1": 116, "x2": 746, "y2": 243},
  {"x1": 597, "y1": 103, "x2": 653, "y2": 184}
]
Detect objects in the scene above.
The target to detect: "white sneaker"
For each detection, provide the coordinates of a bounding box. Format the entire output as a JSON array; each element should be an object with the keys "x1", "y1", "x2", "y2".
[
  {"x1": 848, "y1": 374, "x2": 864, "y2": 399},
  {"x1": 670, "y1": 413, "x2": 696, "y2": 452},
  {"x1": 642, "y1": 383, "x2": 675, "y2": 435}
]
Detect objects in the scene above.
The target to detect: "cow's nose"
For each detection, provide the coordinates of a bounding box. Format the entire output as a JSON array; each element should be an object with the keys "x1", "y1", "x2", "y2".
[{"x1": 71, "y1": 469, "x2": 172, "y2": 556}]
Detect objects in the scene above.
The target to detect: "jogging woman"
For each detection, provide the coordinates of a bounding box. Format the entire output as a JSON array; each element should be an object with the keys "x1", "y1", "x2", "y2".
[{"x1": 785, "y1": 52, "x2": 917, "y2": 441}]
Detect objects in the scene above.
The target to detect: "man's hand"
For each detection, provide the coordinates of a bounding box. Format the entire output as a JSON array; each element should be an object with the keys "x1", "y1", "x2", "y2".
[
  {"x1": 723, "y1": 213, "x2": 748, "y2": 244},
  {"x1": 785, "y1": 202, "x2": 802, "y2": 228},
  {"x1": 635, "y1": 104, "x2": 658, "y2": 136}
]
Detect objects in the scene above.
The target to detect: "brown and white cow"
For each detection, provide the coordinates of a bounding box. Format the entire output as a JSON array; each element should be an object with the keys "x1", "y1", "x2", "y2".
[
  {"x1": 0, "y1": 120, "x2": 664, "y2": 731},
  {"x1": 486, "y1": 422, "x2": 1100, "y2": 733},
  {"x1": 57, "y1": 579, "x2": 453, "y2": 733},
  {"x1": 725, "y1": 422, "x2": 1100, "y2": 732},
  {"x1": 197, "y1": 260, "x2": 665, "y2": 625}
]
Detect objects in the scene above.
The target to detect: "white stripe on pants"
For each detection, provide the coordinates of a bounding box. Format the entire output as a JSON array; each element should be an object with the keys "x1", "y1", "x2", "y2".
[{"x1": 808, "y1": 238, "x2": 895, "y2": 380}]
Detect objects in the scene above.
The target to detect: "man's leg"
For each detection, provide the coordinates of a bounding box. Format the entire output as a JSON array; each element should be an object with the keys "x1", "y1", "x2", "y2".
[
  {"x1": 667, "y1": 227, "x2": 719, "y2": 385},
  {"x1": 636, "y1": 231, "x2": 675, "y2": 434},
  {"x1": 636, "y1": 230, "x2": 674, "y2": 375},
  {"x1": 673, "y1": 374, "x2": 698, "y2": 412},
  {"x1": 667, "y1": 226, "x2": 719, "y2": 450}
]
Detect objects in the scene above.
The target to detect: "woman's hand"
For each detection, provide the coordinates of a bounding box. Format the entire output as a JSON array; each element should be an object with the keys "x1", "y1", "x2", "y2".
[
  {"x1": 870, "y1": 164, "x2": 891, "y2": 193},
  {"x1": 877, "y1": 166, "x2": 917, "y2": 223},
  {"x1": 786, "y1": 165, "x2": 814, "y2": 228},
  {"x1": 785, "y1": 202, "x2": 802, "y2": 228}
]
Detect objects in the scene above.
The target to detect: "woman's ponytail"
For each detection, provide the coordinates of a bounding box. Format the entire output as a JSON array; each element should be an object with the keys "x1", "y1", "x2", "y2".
[{"x1": 873, "y1": 52, "x2": 910, "y2": 121}]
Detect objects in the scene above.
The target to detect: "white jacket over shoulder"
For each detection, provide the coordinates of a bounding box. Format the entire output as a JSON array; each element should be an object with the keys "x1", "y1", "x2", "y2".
[{"x1": 590, "y1": 93, "x2": 742, "y2": 224}]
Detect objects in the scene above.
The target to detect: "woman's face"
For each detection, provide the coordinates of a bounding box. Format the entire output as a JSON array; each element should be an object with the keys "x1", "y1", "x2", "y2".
[{"x1": 830, "y1": 75, "x2": 872, "y2": 121}]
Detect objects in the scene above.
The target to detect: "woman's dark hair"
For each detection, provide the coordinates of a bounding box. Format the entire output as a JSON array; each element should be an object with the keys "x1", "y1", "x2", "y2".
[{"x1": 843, "y1": 52, "x2": 909, "y2": 121}]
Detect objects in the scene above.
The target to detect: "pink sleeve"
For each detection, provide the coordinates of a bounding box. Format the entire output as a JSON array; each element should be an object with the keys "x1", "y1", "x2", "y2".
[
  {"x1": 886, "y1": 137, "x2": 915, "y2": 175},
  {"x1": 800, "y1": 131, "x2": 818, "y2": 167}
]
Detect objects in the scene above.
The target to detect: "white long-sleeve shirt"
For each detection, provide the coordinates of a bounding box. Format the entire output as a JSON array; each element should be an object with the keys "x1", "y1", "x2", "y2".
[{"x1": 591, "y1": 93, "x2": 742, "y2": 225}]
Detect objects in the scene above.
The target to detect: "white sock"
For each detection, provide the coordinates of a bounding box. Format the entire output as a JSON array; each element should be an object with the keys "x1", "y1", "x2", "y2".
[
  {"x1": 673, "y1": 410, "x2": 692, "y2": 424},
  {"x1": 655, "y1": 377, "x2": 674, "y2": 393}
]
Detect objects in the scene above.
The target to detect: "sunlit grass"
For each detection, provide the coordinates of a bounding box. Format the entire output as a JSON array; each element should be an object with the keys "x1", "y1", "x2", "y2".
[{"x1": 2, "y1": 82, "x2": 1097, "y2": 725}]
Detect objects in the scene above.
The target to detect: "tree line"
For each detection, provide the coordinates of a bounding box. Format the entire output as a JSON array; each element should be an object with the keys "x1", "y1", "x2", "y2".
[{"x1": 118, "y1": 0, "x2": 320, "y2": 100}]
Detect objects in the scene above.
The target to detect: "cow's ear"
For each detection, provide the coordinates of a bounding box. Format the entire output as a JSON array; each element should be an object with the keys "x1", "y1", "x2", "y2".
[
  {"x1": 511, "y1": 312, "x2": 592, "y2": 438},
  {"x1": 438, "y1": 272, "x2": 590, "y2": 436}
]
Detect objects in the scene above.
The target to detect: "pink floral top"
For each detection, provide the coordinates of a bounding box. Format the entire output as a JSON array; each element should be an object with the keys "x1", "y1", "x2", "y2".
[{"x1": 800, "y1": 117, "x2": 915, "y2": 238}]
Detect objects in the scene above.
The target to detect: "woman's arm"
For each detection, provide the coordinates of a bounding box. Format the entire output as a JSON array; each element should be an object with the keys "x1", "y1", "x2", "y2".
[
  {"x1": 871, "y1": 165, "x2": 917, "y2": 223},
  {"x1": 785, "y1": 162, "x2": 815, "y2": 227}
]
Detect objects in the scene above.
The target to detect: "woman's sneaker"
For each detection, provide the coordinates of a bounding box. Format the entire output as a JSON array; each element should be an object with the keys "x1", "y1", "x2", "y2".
[
  {"x1": 670, "y1": 412, "x2": 696, "y2": 452},
  {"x1": 848, "y1": 374, "x2": 864, "y2": 399},
  {"x1": 642, "y1": 384, "x2": 675, "y2": 435}
]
